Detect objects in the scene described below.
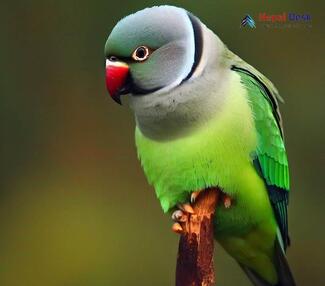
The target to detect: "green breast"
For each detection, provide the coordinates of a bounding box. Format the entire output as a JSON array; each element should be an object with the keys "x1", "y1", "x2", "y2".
[
  {"x1": 135, "y1": 72, "x2": 279, "y2": 286},
  {"x1": 135, "y1": 75, "x2": 258, "y2": 213}
]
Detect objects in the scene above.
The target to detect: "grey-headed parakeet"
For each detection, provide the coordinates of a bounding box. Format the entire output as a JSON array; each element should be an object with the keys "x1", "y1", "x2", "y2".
[{"x1": 104, "y1": 6, "x2": 295, "y2": 286}]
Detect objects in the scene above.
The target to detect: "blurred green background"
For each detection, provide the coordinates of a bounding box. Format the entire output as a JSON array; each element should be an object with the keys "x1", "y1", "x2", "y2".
[{"x1": 1, "y1": 1, "x2": 324, "y2": 285}]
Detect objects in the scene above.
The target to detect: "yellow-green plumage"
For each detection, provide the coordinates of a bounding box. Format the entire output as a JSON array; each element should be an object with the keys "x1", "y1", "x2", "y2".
[{"x1": 136, "y1": 72, "x2": 280, "y2": 284}]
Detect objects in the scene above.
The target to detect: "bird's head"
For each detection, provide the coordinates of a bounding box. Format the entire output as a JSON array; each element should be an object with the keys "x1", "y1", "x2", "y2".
[{"x1": 104, "y1": 6, "x2": 202, "y2": 104}]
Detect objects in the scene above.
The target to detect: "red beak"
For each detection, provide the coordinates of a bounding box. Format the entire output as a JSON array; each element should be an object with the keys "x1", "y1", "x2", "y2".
[{"x1": 105, "y1": 59, "x2": 129, "y2": 104}]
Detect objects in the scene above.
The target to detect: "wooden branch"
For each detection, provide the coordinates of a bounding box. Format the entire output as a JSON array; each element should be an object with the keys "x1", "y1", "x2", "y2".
[{"x1": 176, "y1": 188, "x2": 219, "y2": 286}]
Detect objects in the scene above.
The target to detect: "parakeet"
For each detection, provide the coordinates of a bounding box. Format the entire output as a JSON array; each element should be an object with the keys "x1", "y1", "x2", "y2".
[{"x1": 104, "y1": 6, "x2": 295, "y2": 286}]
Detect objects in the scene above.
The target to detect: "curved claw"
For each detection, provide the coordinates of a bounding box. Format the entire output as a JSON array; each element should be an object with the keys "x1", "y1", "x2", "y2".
[
  {"x1": 190, "y1": 190, "x2": 202, "y2": 204},
  {"x1": 172, "y1": 210, "x2": 187, "y2": 222}
]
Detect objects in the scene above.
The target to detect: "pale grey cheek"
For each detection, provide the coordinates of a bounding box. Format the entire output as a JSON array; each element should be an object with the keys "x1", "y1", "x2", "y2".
[{"x1": 131, "y1": 41, "x2": 193, "y2": 90}]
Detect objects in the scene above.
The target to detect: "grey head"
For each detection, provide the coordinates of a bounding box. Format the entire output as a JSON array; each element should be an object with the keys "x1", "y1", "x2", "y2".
[{"x1": 105, "y1": 6, "x2": 226, "y2": 140}]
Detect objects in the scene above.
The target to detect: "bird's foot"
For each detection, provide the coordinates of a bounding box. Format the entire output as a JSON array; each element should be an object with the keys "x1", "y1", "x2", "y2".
[
  {"x1": 171, "y1": 205, "x2": 193, "y2": 234},
  {"x1": 171, "y1": 192, "x2": 202, "y2": 234},
  {"x1": 171, "y1": 189, "x2": 221, "y2": 234}
]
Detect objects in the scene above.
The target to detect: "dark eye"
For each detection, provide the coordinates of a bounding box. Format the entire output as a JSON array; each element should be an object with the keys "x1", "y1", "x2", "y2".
[{"x1": 132, "y1": 46, "x2": 150, "y2": 62}]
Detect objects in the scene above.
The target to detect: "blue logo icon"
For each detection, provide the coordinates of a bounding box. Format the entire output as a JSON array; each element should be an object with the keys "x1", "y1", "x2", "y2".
[{"x1": 241, "y1": 15, "x2": 256, "y2": 28}]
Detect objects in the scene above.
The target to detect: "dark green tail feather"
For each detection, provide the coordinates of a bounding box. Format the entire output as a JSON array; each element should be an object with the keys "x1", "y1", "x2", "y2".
[
  {"x1": 240, "y1": 263, "x2": 272, "y2": 286},
  {"x1": 253, "y1": 158, "x2": 290, "y2": 250},
  {"x1": 239, "y1": 239, "x2": 296, "y2": 286},
  {"x1": 274, "y1": 238, "x2": 296, "y2": 286}
]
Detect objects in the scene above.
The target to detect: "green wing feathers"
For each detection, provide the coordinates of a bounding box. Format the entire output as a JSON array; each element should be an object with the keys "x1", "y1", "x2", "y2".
[
  {"x1": 232, "y1": 67, "x2": 289, "y2": 190},
  {"x1": 232, "y1": 66, "x2": 290, "y2": 249},
  {"x1": 246, "y1": 75, "x2": 289, "y2": 190}
]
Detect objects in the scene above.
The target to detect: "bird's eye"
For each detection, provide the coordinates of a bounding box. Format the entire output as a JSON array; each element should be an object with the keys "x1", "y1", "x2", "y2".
[{"x1": 132, "y1": 46, "x2": 150, "y2": 62}]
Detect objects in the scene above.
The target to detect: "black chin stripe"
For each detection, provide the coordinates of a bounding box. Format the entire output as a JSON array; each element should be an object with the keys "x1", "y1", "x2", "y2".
[
  {"x1": 183, "y1": 13, "x2": 203, "y2": 82},
  {"x1": 119, "y1": 73, "x2": 162, "y2": 96}
]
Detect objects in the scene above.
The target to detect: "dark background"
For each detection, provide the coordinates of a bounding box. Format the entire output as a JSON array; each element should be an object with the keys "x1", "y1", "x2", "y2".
[{"x1": 1, "y1": 1, "x2": 324, "y2": 285}]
